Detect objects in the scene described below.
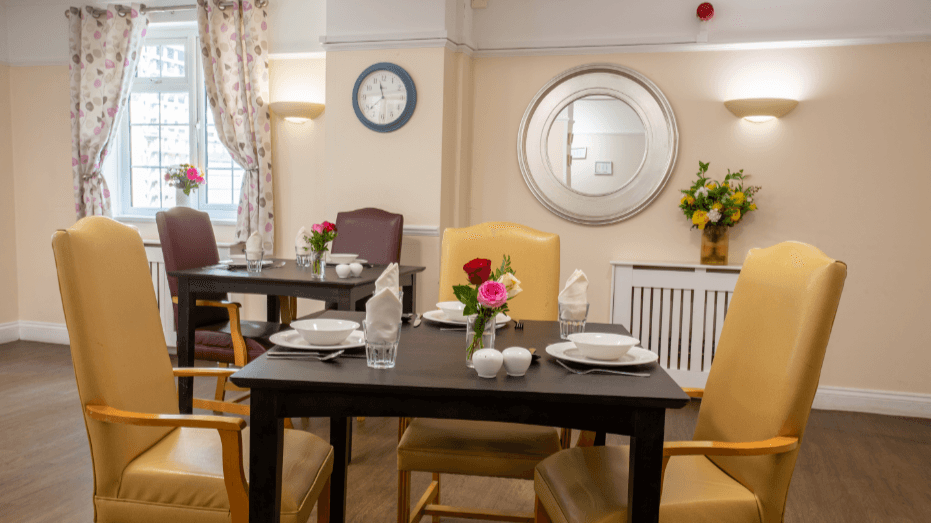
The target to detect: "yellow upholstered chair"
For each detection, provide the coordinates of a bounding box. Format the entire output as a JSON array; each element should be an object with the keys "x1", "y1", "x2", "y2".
[
  {"x1": 52, "y1": 217, "x2": 333, "y2": 523},
  {"x1": 437, "y1": 222, "x2": 561, "y2": 321},
  {"x1": 397, "y1": 222, "x2": 564, "y2": 523},
  {"x1": 533, "y1": 242, "x2": 847, "y2": 523}
]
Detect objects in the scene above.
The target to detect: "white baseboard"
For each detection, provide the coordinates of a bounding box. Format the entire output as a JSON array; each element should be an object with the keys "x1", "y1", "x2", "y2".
[
  {"x1": 813, "y1": 386, "x2": 931, "y2": 419},
  {"x1": 0, "y1": 322, "x2": 19, "y2": 344},
  {"x1": 18, "y1": 321, "x2": 71, "y2": 345}
]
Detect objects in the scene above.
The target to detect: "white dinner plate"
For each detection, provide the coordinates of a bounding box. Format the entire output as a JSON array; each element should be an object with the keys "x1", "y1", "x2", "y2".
[
  {"x1": 325, "y1": 256, "x2": 368, "y2": 264},
  {"x1": 545, "y1": 342, "x2": 658, "y2": 367},
  {"x1": 220, "y1": 258, "x2": 274, "y2": 268},
  {"x1": 422, "y1": 309, "x2": 511, "y2": 328},
  {"x1": 269, "y1": 330, "x2": 365, "y2": 351}
]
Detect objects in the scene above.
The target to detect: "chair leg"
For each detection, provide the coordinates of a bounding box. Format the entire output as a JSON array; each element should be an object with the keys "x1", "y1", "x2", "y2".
[
  {"x1": 431, "y1": 473, "x2": 441, "y2": 523},
  {"x1": 398, "y1": 469, "x2": 411, "y2": 523},
  {"x1": 534, "y1": 496, "x2": 552, "y2": 523},
  {"x1": 317, "y1": 477, "x2": 331, "y2": 523}
]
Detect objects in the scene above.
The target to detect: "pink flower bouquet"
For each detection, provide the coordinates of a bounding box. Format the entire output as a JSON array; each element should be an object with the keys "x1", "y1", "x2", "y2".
[
  {"x1": 164, "y1": 164, "x2": 205, "y2": 196},
  {"x1": 454, "y1": 255, "x2": 523, "y2": 356},
  {"x1": 304, "y1": 221, "x2": 338, "y2": 252}
]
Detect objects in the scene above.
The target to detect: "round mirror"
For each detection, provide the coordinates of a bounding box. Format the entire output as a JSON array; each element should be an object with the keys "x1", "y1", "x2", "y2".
[{"x1": 519, "y1": 64, "x2": 678, "y2": 225}]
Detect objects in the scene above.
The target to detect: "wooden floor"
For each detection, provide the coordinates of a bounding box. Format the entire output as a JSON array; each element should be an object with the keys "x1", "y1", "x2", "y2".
[{"x1": 2, "y1": 339, "x2": 929, "y2": 522}]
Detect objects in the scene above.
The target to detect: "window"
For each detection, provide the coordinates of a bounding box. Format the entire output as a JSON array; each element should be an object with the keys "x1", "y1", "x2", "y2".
[{"x1": 116, "y1": 24, "x2": 242, "y2": 220}]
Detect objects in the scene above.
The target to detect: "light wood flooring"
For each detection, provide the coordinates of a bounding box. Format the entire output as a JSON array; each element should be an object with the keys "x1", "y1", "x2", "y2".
[{"x1": 2, "y1": 339, "x2": 929, "y2": 522}]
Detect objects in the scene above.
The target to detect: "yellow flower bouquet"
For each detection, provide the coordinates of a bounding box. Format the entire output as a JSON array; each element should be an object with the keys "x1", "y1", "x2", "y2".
[{"x1": 679, "y1": 161, "x2": 760, "y2": 230}]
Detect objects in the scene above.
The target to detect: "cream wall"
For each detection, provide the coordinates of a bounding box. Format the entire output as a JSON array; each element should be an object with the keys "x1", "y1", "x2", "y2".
[
  {"x1": 470, "y1": 42, "x2": 931, "y2": 395},
  {"x1": 0, "y1": 63, "x2": 19, "y2": 324}
]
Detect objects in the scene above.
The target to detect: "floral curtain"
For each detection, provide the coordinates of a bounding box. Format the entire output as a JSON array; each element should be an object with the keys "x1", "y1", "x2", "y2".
[
  {"x1": 67, "y1": 4, "x2": 148, "y2": 218},
  {"x1": 197, "y1": 0, "x2": 274, "y2": 251}
]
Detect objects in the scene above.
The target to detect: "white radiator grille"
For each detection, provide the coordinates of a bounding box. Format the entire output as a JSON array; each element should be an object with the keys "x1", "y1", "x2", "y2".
[{"x1": 612, "y1": 263, "x2": 741, "y2": 388}]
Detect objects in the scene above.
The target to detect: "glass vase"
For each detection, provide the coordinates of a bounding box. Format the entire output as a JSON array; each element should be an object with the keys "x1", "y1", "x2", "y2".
[
  {"x1": 465, "y1": 312, "x2": 496, "y2": 368},
  {"x1": 700, "y1": 224, "x2": 729, "y2": 265},
  {"x1": 310, "y1": 250, "x2": 326, "y2": 279}
]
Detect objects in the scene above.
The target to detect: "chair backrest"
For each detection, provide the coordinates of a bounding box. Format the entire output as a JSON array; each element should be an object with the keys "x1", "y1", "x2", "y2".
[
  {"x1": 694, "y1": 242, "x2": 847, "y2": 523},
  {"x1": 330, "y1": 207, "x2": 404, "y2": 265},
  {"x1": 156, "y1": 206, "x2": 228, "y2": 327},
  {"x1": 437, "y1": 222, "x2": 560, "y2": 321},
  {"x1": 52, "y1": 217, "x2": 180, "y2": 501}
]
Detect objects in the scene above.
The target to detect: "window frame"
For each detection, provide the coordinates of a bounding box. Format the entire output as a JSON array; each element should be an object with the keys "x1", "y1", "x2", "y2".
[{"x1": 116, "y1": 23, "x2": 238, "y2": 221}]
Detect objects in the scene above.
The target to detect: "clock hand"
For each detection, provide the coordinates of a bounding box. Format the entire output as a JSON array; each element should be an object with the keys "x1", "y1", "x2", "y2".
[{"x1": 365, "y1": 97, "x2": 383, "y2": 110}]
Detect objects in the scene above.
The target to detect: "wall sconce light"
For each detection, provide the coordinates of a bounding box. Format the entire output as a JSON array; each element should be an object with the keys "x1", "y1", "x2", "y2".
[
  {"x1": 724, "y1": 98, "x2": 798, "y2": 123},
  {"x1": 269, "y1": 101, "x2": 325, "y2": 124}
]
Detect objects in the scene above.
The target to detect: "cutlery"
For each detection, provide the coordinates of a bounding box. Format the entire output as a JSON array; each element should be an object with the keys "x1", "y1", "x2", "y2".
[
  {"x1": 268, "y1": 350, "x2": 345, "y2": 361},
  {"x1": 411, "y1": 313, "x2": 422, "y2": 328},
  {"x1": 555, "y1": 359, "x2": 649, "y2": 377},
  {"x1": 514, "y1": 319, "x2": 524, "y2": 329}
]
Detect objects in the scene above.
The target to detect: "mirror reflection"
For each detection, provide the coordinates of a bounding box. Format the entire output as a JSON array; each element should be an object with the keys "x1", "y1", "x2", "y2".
[{"x1": 547, "y1": 96, "x2": 646, "y2": 195}]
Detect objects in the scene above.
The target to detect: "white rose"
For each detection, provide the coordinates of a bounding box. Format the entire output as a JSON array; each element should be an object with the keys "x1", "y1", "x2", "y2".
[
  {"x1": 707, "y1": 208, "x2": 722, "y2": 223},
  {"x1": 497, "y1": 272, "x2": 523, "y2": 299}
]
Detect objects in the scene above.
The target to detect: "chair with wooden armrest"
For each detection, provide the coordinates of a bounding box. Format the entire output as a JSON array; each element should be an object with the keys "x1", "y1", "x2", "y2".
[
  {"x1": 533, "y1": 242, "x2": 847, "y2": 523},
  {"x1": 157, "y1": 207, "x2": 293, "y2": 402},
  {"x1": 397, "y1": 222, "x2": 563, "y2": 523},
  {"x1": 52, "y1": 217, "x2": 333, "y2": 523}
]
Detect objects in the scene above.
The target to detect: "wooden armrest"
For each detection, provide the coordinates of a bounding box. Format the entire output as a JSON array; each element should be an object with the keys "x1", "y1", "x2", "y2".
[
  {"x1": 170, "y1": 297, "x2": 249, "y2": 367},
  {"x1": 87, "y1": 404, "x2": 249, "y2": 522},
  {"x1": 681, "y1": 388, "x2": 703, "y2": 398},
  {"x1": 173, "y1": 367, "x2": 238, "y2": 378},
  {"x1": 171, "y1": 296, "x2": 242, "y2": 310},
  {"x1": 86, "y1": 404, "x2": 245, "y2": 432},
  {"x1": 663, "y1": 436, "x2": 799, "y2": 458}
]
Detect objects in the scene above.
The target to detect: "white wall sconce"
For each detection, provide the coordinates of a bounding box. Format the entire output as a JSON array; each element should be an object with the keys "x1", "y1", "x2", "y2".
[
  {"x1": 269, "y1": 101, "x2": 325, "y2": 123},
  {"x1": 724, "y1": 98, "x2": 798, "y2": 123}
]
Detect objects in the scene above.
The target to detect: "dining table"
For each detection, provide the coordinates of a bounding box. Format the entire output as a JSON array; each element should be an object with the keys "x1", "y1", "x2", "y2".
[
  {"x1": 231, "y1": 310, "x2": 690, "y2": 523},
  {"x1": 167, "y1": 260, "x2": 426, "y2": 414}
]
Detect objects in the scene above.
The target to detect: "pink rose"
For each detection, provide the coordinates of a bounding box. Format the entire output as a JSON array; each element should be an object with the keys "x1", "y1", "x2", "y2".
[
  {"x1": 477, "y1": 280, "x2": 508, "y2": 309},
  {"x1": 312, "y1": 223, "x2": 324, "y2": 234}
]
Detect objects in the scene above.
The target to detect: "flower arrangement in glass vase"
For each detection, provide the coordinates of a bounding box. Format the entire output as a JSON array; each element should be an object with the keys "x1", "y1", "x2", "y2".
[
  {"x1": 454, "y1": 256, "x2": 522, "y2": 362},
  {"x1": 679, "y1": 161, "x2": 761, "y2": 265},
  {"x1": 302, "y1": 221, "x2": 338, "y2": 278}
]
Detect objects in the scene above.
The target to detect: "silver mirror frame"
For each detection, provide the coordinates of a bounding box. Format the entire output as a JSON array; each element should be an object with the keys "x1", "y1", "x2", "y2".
[{"x1": 518, "y1": 63, "x2": 678, "y2": 225}]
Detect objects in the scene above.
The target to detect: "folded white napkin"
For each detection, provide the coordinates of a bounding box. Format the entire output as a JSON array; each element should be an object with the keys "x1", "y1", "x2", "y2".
[
  {"x1": 558, "y1": 269, "x2": 589, "y2": 320},
  {"x1": 245, "y1": 231, "x2": 263, "y2": 256},
  {"x1": 295, "y1": 226, "x2": 308, "y2": 253},
  {"x1": 365, "y1": 287, "x2": 402, "y2": 343},
  {"x1": 375, "y1": 262, "x2": 399, "y2": 295}
]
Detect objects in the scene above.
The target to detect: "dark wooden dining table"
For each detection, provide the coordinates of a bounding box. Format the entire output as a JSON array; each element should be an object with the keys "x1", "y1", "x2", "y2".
[
  {"x1": 231, "y1": 310, "x2": 690, "y2": 523},
  {"x1": 167, "y1": 260, "x2": 425, "y2": 414}
]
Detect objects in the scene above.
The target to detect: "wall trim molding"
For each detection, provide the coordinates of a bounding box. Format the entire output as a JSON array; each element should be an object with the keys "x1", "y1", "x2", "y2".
[
  {"x1": 403, "y1": 225, "x2": 440, "y2": 237},
  {"x1": 18, "y1": 321, "x2": 71, "y2": 345},
  {"x1": 813, "y1": 386, "x2": 931, "y2": 419},
  {"x1": 0, "y1": 322, "x2": 19, "y2": 344},
  {"x1": 7, "y1": 58, "x2": 70, "y2": 67},
  {"x1": 320, "y1": 32, "x2": 475, "y2": 56},
  {"x1": 269, "y1": 51, "x2": 327, "y2": 60}
]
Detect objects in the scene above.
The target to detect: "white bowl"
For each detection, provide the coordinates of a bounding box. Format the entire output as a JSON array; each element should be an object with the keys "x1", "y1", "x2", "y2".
[
  {"x1": 328, "y1": 253, "x2": 358, "y2": 264},
  {"x1": 436, "y1": 301, "x2": 467, "y2": 321},
  {"x1": 567, "y1": 333, "x2": 639, "y2": 361},
  {"x1": 472, "y1": 348, "x2": 503, "y2": 378},
  {"x1": 291, "y1": 319, "x2": 360, "y2": 346}
]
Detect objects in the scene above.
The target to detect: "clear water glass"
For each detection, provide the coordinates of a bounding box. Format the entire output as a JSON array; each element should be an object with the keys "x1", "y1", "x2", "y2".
[
  {"x1": 363, "y1": 320, "x2": 401, "y2": 369},
  {"x1": 245, "y1": 251, "x2": 264, "y2": 273},
  {"x1": 558, "y1": 302, "x2": 589, "y2": 340},
  {"x1": 295, "y1": 246, "x2": 312, "y2": 267}
]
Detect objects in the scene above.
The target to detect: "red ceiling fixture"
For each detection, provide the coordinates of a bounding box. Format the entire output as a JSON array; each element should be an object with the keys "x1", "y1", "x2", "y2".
[{"x1": 696, "y1": 2, "x2": 715, "y2": 21}]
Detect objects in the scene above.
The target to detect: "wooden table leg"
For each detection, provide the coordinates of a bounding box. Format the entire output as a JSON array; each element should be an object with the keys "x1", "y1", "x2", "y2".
[
  {"x1": 267, "y1": 295, "x2": 281, "y2": 323},
  {"x1": 627, "y1": 409, "x2": 665, "y2": 523},
  {"x1": 176, "y1": 277, "x2": 195, "y2": 414},
  {"x1": 594, "y1": 431, "x2": 607, "y2": 446},
  {"x1": 250, "y1": 390, "x2": 284, "y2": 523},
  {"x1": 330, "y1": 416, "x2": 351, "y2": 523}
]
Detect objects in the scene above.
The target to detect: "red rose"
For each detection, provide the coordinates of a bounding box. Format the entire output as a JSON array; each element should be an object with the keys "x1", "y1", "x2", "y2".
[
  {"x1": 696, "y1": 2, "x2": 714, "y2": 21},
  {"x1": 463, "y1": 258, "x2": 492, "y2": 285},
  {"x1": 323, "y1": 221, "x2": 336, "y2": 233}
]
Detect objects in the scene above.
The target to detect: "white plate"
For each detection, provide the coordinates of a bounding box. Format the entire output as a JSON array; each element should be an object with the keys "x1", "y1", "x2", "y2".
[
  {"x1": 545, "y1": 342, "x2": 658, "y2": 367},
  {"x1": 269, "y1": 330, "x2": 365, "y2": 351},
  {"x1": 220, "y1": 258, "x2": 273, "y2": 268},
  {"x1": 422, "y1": 309, "x2": 511, "y2": 328}
]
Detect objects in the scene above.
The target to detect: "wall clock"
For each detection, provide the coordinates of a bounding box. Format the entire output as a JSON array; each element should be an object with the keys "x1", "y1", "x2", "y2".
[{"x1": 352, "y1": 62, "x2": 417, "y2": 133}]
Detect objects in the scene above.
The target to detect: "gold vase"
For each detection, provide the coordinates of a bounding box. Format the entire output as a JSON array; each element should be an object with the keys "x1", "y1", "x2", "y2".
[{"x1": 700, "y1": 224, "x2": 729, "y2": 265}]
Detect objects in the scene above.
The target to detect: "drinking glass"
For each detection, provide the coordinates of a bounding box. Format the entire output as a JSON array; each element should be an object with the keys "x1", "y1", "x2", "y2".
[
  {"x1": 295, "y1": 246, "x2": 312, "y2": 267},
  {"x1": 245, "y1": 250, "x2": 264, "y2": 273},
  {"x1": 363, "y1": 320, "x2": 401, "y2": 369},
  {"x1": 558, "y1": 302, "x2": 589, "y2": 340}
]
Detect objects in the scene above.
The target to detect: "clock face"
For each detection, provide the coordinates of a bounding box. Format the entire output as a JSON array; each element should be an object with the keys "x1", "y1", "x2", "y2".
[
  {"x1": 357, "y1": 70, "x2": 408, "y2": 126},
  {"x1": 352, "y1": 63, "x2": 417, "y2": 132}
]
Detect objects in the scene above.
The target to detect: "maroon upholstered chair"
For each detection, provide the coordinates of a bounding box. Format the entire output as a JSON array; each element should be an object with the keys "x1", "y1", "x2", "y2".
[
  {"x1": 330, "y1": 207, "x2": 404, "y2": 265},
  {"x1": 156, "y1": 207, "x2": 286, "y2": 402}
]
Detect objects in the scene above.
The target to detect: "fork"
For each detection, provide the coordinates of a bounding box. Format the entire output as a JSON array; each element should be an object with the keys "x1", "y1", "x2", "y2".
[
  {"x1": 514, "y1": 319, "x2": 524, "y2": 329},
  {"x1": 268, "y1": 350, "x2": 345, "y2": 361},
  {"x1": 555, "y1": 359, "x2": 649, "y2": 377}
]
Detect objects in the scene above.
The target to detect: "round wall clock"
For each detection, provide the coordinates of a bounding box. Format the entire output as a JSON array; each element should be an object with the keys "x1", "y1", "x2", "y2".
[{"x1": 352, "y1": 62, "x2": 417, "y2": 133}]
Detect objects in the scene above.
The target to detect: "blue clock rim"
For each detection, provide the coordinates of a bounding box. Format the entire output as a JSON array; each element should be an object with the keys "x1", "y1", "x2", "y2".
[{"x1": 352, "y1": 62, "x2": 417, "y2": 133}]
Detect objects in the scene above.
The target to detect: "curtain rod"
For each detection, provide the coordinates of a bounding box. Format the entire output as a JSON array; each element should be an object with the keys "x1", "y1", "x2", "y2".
[{"x1": 65, "y1": 1, "x2": 269, "y2": 18}]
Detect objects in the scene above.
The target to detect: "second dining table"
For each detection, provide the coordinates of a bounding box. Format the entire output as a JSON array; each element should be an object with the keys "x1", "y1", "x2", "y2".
[{"x1": 232, "y1": 309, "x2": 690, "y2": 523}]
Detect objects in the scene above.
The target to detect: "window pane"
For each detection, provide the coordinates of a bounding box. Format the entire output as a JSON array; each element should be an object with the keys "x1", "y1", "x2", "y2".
[
  {"x1": 130, "y1": 92, "x2": 159, "y2": 124},
  {"x1": 131, "y1": 167, "x2": 162, "y2": 208},
  {"x1": 160, "y1": 92, "x2": 189, "y2": 124},
  {"x1": 137, "y1": 45, "x2": 161, "y2": 77},
  {"x1": 162, "y1": 45, "x2": 185, "y2": 77},
  {"x1": 130, "y1": 125, "x2": 160, "y2": 167},
  {"x1": 160, "y1": 125, "x2": 189, "y2": 166}
]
